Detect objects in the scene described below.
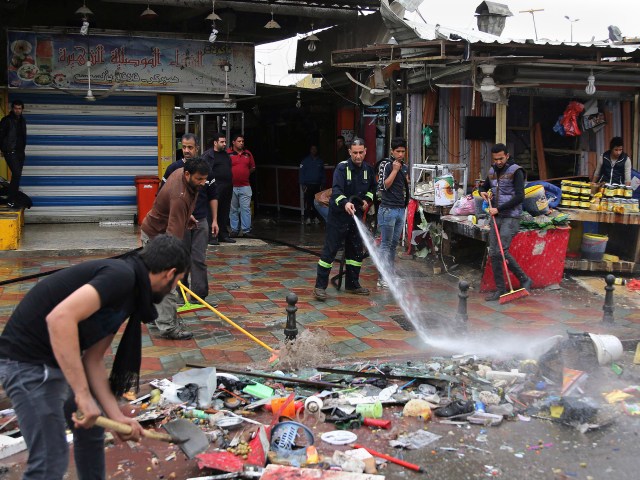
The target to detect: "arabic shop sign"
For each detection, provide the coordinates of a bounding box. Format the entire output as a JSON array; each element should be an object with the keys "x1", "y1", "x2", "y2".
[{"x1": 7, "y1": 31, "x2": 255, "y2": 95}]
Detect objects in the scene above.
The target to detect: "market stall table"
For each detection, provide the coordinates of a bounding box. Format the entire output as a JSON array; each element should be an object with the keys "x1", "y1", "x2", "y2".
[{"x1": 560, "y1": 208, "x2": 640, "y2": 273}]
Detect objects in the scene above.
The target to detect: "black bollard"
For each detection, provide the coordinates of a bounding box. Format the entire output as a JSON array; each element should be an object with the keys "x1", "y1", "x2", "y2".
[
  {"x1": 284, "y1": 292, "x2": 299, "y2": 340},
  {"x1": 602, "y1": 274, "x2": 615, "y2": 324},
  {"x1": 455, "y1": 280, "x2": 469, "y2": 331}
]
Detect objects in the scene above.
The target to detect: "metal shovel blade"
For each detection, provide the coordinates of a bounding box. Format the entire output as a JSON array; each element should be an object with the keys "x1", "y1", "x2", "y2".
[{"x1": 162, "y1": 418, "x2": 209, "y2": 459}]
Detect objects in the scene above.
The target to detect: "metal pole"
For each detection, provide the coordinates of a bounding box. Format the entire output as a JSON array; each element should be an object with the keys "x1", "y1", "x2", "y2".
[
  {"x1": 602, "y1": 274, "x2": 615, "y2": 324},
  {"x1": 284, "y1": 292, "x2": 299, "y2": 340},
  {"x1": 455, "y1": 280, "x2": 469, "y2": 331}
]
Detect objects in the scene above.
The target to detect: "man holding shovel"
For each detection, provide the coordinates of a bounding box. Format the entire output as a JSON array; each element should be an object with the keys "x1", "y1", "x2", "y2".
[
  {"x1": 479, "y1": 143, "x2": 532, "y2": 301},
  {"x1": 0, "y1": 235, "x2": 190, "y2": 480}
]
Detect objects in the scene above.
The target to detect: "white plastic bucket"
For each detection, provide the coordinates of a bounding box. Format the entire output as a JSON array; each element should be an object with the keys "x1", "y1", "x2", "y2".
[{"x1": 588, "y1": 333, "x2": 623, "y2": 365}]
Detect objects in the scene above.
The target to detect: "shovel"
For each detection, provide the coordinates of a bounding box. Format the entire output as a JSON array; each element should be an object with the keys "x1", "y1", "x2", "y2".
[{"x1": 93, "y1": 415, "x2": 209, "y2": 459}]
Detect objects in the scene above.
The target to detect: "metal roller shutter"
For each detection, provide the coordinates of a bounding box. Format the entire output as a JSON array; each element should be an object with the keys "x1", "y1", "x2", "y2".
[{"x1": 8, "y1": 91, "x2": 158, "y2": 223}]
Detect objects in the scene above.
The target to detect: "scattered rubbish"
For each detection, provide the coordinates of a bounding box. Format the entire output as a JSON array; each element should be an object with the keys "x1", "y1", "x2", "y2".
[
  {"x1": 353, "y1": 443, "x2": 425, "y2": 473},
  {"x1": 467, "y1": 412, "x2": 503, "y2": 426},
  {"x1": 402, "y1": 399, "x2": 432, "y2": 419},
  {"x1": 259, "y1": 464, "x2": 384, "y2": 480},
  {"x1": 388, "y1": 429, "x2": 441, "y2": 449},
  {"x1": 588, "y1": 333, "x2": 623, "y2": 366},
  {"x1": 355, "y1": 401, "x2": 383, "y2": 419},
  {"x1": 321, "y1": 430, "x2": 358, "y2": 445}
]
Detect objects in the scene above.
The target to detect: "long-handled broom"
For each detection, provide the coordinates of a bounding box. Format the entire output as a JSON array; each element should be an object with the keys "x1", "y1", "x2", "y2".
[
  {"x1": 177, "y1": 281, "x2": 280, "y2": 364},
  {"x1": 487, "y1": 198, "x2": 529, "y2": 304}
]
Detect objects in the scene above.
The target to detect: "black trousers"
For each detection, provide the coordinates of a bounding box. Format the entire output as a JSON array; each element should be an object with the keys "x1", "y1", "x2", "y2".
[
  {"x1": 303, "y1": 184, "x2": 321, "y2": 220},
  {"x1": 3, "y1": 150, "x2": 25, "y2": 202},
  {"x1": 315, "y1": 215, "x2": 365, "y2": 290},
  {"x1": 210, "y1": 181, "x2": 232, "y2": 239}
]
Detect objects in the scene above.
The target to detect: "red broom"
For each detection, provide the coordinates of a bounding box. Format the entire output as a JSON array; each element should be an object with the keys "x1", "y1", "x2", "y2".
[{"x1": 488, "y1": 198, "x2": 529, "y2": 304}]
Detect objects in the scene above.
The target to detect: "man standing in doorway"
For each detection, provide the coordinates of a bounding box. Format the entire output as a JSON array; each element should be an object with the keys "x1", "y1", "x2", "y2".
[
  {"x1": 0, "y1": 100, "x2": 27, "y2": 208},
  {"x1": 479, "y1": 143, "x2": 532, "y2": 301},
  {"x1": 203, "y1": 132, "x2": 236, "y2": 244},
  {"x1": 336, "y1": 135, "x2": 349, "y2": 164},
  {"x1": 376, "y1": 137, "x2": 410, "y2": 288},
  {"x1": 299, "y1": 145, "x2": 325, "y2": 225},
  {"x1": 0, "y1": 235, "x2": 190, "y2": 480},
  {"x1": 228, "y1": 133, "x2": 256, "y2": 237},
  {"x1": 313, "y1": 137, "x2": 376, "y2": 300},
  {"x1": 162, "y1": 133, "x2": 219, "y2": 306},
  {"x1": 141, "y1": 157, "x2": 210, "y2": 339}
]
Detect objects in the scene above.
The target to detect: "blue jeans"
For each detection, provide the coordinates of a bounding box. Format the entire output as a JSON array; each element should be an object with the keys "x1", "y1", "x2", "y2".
[
  {"x1": 0, "y1": 358, "x2": 105, "y2": 479},
  {"x1": 313, "y1": 199, "x2": 329, "y2": 222},
  {"x1": 377, "y1": 206, "x2": 406, "y2": 272},
  {"x1": 230, "y1": 186, "x2": 252, "y2": 234}
]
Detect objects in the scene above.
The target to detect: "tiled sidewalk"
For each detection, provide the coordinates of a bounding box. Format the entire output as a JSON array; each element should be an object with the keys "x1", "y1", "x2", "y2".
[{"x1": 1, "y1": 242, "x2": 639, "y2": 381}]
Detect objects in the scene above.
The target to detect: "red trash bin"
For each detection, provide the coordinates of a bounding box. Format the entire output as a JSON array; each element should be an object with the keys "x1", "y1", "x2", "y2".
[{"x1": 134, "y1": 175, "x2": 160, "y2": 225}]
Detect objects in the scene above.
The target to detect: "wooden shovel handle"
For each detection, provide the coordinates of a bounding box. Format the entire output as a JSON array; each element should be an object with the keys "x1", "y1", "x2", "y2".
[{"x1": 94, "y1": 416, "x2": 174, "y2": 443}]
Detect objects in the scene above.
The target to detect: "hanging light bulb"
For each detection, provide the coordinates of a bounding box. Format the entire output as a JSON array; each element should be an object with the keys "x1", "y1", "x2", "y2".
[
  {"x1": 585, "y1": 70, "x2": 596, "y2": 95},
  {"x1": 209, "y1": 24, "x2": 218, "y2": 43},
  {"x1": 80, "y1": 20, "x2": 89, "y2": 35},
  {"x1": 295, "y1": 91, "x2": 302, "y2": 108},
  {"x1": 76, "y1": 1, "x2": 93, "y2": 35},
  {"x1": 85, "y1": 61, "x2": 95, "y2": 101}
]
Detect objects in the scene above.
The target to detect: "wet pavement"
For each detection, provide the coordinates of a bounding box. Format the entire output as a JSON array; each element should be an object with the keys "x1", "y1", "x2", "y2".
[{"x1": 0, "y1": 214, "x2": 639, "y2": 479}]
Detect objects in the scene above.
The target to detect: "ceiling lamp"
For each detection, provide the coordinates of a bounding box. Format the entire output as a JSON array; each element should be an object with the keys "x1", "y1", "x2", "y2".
[
  {"x1": 264, "y1": 8, "x2": 281, "y2": 29},
  {"x1": 206, "y1": 0, "x2": 221, "y2": 22},
  {"x1": 75, "y1": 1, "x2": 93, "y2": 16},
  {"x1": 140, "y1": 4, "x2": 158, "y2": 19},
  {"x1": 305, "y1": 23, "x2": 320, "y2": 52}
]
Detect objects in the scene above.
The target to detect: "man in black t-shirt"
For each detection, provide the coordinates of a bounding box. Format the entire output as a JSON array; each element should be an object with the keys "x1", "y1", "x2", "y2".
[
  {"x1": 376, "y1": 137, "x2": 409, "y2": 289},
  {"x1": 0, "y1": 235, "x2": 190, "y2": 480}
]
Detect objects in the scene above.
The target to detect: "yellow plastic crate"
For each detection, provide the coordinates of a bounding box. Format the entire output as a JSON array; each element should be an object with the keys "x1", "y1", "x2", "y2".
[{"x1": 0, "y1": 212, "x2": 21, "y2": 250}]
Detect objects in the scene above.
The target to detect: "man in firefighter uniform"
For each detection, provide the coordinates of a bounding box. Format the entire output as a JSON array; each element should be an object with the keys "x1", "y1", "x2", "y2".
[{"x1": 313, "y1": 137, "x2": 376, "y2": 301}]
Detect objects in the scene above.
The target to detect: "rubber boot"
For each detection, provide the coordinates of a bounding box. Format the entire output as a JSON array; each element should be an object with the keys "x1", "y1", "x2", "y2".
[
  {"x1": 504, "y1": 252, "x2": 532, "y2": 290},
  {"x1": 485, "y1": 256, "x2": 506, "y2": 301}
]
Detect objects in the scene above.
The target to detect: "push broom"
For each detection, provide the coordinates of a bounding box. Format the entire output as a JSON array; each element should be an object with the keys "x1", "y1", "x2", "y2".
[
  {"x1": 487, "y1": 198, "x2": 529, "y2": 304},
  {"x1": 177, "y1": 281, "x2": 280, "y2": 363}
]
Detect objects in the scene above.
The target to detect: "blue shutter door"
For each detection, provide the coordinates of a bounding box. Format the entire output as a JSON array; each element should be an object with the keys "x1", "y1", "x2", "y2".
[{"x1": 9, "y1": 92, "x2": 158, "y2": 223}]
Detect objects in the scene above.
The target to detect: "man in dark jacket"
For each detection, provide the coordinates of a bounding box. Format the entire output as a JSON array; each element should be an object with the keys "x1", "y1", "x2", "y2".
[
  {"x1": 479, "y1": 144, "x2": 532, "y2": 301},
  {"x1": 0, "y1": 100, "x2": 27, "y2": 208},
  {"x1": 202, "y1": 132, "x2": 236, "y2": 244},
  {"x1": 313, "y1": 137, "x2": 376, "y2": 300},
  {"x1": 299, "y1": 145, "x2": 325, "y2": 225}
]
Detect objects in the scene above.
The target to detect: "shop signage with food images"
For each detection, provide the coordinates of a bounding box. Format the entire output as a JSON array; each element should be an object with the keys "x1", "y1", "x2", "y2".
[{"x1": 7, "y1": 31, "x2": 255, "y2": 95}]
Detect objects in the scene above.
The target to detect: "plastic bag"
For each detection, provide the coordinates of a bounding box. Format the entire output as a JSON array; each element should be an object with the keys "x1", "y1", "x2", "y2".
[
  {"x1": 450, "y1": 194, "x2": 475, "y2": 215},
  {"x1": 561, "y1": 101, "x2": 585, "y2": 137}
]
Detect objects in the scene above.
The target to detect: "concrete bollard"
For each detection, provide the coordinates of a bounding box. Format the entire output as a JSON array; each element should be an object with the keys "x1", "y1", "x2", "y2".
[
  {"x1": 284, "y1": 292, "x2": 299, "y2": 340},
  {"x1": 455, "y1": 280, "x2": 469, "y2": 331},
  {"x1": 602, "y1": 274, "x2": 615, "y2": 324}
]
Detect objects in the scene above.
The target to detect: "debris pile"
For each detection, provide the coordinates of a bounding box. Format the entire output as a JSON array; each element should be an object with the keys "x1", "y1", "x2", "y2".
[{"x1": 1, "y1": 334, "x2": 638, "y2": 478}]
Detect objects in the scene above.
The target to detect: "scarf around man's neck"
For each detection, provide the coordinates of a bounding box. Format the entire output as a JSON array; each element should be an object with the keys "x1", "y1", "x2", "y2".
[{"x1": 108, "y1": 253, "x2": 157, "y2": 396}]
